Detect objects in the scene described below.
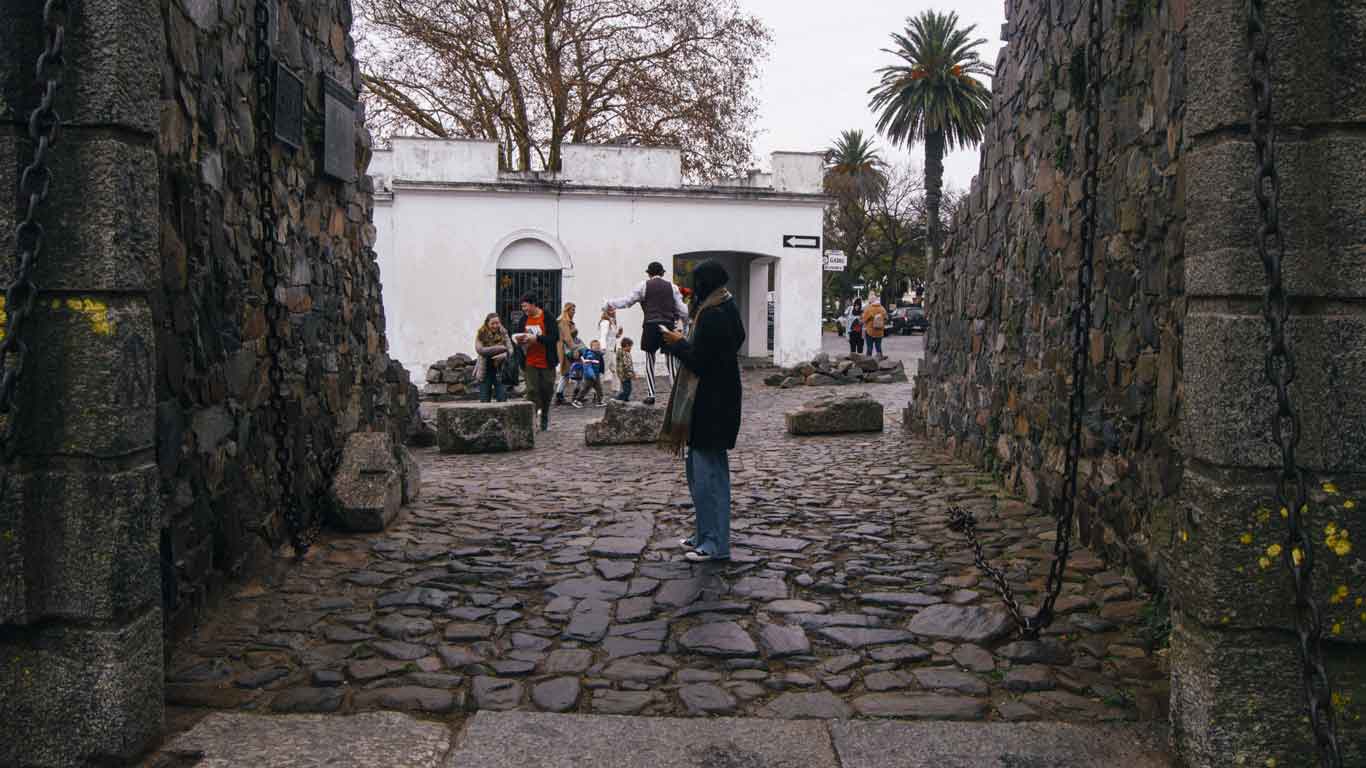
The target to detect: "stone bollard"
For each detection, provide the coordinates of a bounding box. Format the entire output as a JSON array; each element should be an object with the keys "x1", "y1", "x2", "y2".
[
  {"x1": 330, "y1": 432, "x2": 405, "y2": 532},
  {"x1": 437, "y1": 402, "x2": 535, "y2": 453},
  {"x1": 785, "y1": 394, "x2": 884, "y2": 435},
  {"x1": 585, "y1": 400, "x2": 665, "y2": 446}
]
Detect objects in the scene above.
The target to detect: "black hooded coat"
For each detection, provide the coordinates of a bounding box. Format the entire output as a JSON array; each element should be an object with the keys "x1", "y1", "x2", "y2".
[{"x1": 665, "y1": 260, "x2": 746, "y2": 450}]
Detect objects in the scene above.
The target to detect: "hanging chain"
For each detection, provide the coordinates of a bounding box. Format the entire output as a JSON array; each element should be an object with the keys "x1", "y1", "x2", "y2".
[
  {"x1": 1, "y1": 0, "x2": 68, "y2": 461},
  {"x1": 948, "y1": 0, "x2": 1101, "y2": 640},
  {"x1": 1246, "y1": 2, "x2": 1341, "y2": 764},
  {"x1": 254, "y1": 0, "x2": 316, "y2": 556}
]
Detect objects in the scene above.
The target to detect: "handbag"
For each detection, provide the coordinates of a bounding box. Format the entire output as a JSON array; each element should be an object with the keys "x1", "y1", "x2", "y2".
[{"x1": 501, "y1": 348, "x2": 522, "y2": 388}]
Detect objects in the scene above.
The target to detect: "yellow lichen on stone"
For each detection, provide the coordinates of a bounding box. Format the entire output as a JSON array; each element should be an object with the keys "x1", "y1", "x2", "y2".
[
  {"x1": 1323, "y1": 482, "x2": 1339, "y2": 495},
  {"x1": 1239, "y1": 532, "x2": 1253, "y2": 545},
  {"x1": 62, "y1": 297, "x2": 114, "y2": 335}
]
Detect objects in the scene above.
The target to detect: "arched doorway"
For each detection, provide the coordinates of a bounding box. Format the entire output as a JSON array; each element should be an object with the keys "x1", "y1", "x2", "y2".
[{"x1": 495, "y1": 237, "x2": 563, "y2": 329}]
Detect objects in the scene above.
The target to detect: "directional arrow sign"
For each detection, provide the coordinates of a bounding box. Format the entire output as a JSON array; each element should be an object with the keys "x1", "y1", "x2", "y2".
[{"x1": 782, "y1": 234, "x2": 820, "y2": 249}]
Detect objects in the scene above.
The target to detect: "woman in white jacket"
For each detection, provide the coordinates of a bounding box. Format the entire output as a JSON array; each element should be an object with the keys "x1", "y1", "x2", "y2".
[{"x1": 598, "y1": 306, "x2": 622, "y2": 386}]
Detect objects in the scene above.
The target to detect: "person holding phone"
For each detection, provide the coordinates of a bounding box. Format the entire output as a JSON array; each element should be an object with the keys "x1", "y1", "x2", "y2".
[
  {"x1": 658, "y1": 259, "x2": 745, "y2": 563},
  {"x1": 602, "y1": 261, "x2": 688, "y2": 406}
]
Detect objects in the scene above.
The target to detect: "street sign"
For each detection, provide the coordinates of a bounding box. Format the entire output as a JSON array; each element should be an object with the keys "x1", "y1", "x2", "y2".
[
  {"x1": 782, "y1": 234, "x2": 820, "y2": 249},
  {"x1": 822, "y1": 250, "x2": 846, "y2": 271}
]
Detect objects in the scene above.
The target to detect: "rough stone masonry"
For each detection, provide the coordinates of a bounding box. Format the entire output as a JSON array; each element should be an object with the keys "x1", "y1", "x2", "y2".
[{"x1": 908, "y1": 0, "x2": 1364, "y2": 765}]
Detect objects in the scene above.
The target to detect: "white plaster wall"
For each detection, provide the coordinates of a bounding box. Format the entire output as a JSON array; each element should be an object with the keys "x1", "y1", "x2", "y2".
[
  {"x1": 369, "y1": 149, "x2": 393, "y2": 191},
  {"x1": 771, "y1": 152, "x2": 826, "y2": 194},
  {"x1": 391, "y1": 137, "x2": 499, "y2": 183},
  {"x1": 376, "y1": 188, "x2": 825, "y2": 381},
  {"x1": 560, "y1": 144, "x2": 682, "y2": 188}
]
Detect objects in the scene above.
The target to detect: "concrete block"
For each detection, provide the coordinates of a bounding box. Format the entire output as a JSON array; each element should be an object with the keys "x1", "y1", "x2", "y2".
[
  {"x1": 1183, "y1": 313, "x2": 1366, "y2": 471},
  {"x1": 2, "y1": 463, "x2": 160, "y2": 625},
  {"x1": 1170, "y1": 465, "x2": 1364, "y2": 639},
  {"x1": 0, "y1": 606, "x2": 164, "y2": 767},
  {"x1": 585, "y1": 400, "x2": 664, "y2": 446},
  {"x1": 1187, "y1": 0, "x2": 1366, "y2": 139},
  {"x1": 12, "y1": 296, "x2": 156, "y2": 458},
  {"x1": 437, "y1": 401, "x2": 535, "y2": 453},
  {"x1": 330, "y1": 432, "x2": 402, "y2": 532},
  {"x1": 1169, "y1": 618, "x2": 1366, "y2": 768},
  {"x1": 1185, "y1": 137, "x2": 1366, "y2": 299},
  {"x1": 786, "y1": 394, "x2": 884, "y2": 435},
  {"x1": 158, "y1": 712, "x2": 452, "y2": 768},
  {"x1": 0, "y1": 0, "x2": 162, "y2": 134},
  {"x1": 0, "y1": 134, "x2": 158, "y2": 293}
]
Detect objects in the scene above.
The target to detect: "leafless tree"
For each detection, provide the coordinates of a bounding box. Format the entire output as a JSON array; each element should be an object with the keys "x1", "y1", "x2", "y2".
[{"x1": 355, "y1": 0, "x2": 770, "y2": 179}]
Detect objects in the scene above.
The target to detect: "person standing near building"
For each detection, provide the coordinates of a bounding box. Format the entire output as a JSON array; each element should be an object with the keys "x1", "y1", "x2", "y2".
[
  {"x1": 861, "y1": 296, "x2": 889, "y2": 359},
  {"x1": 614, "y1": 338, "x2": 637, "y2": 401},
  {"x1": 659, "y1": 260, "x2": 745, "y2": 563},
  {"x1": 603, "y1": 261, "x2": 688, "y2": 406},
  {"x1": 474, "y1": 312, "x2": 514, "y2": 402},
  {"x1": 514, "y1": 292, "x2": 559, "y2": 431},
  {"x1": 554, "y1": 302, "x2": 579, "y2": 405},
  {"x1": 598, "y1": 306, "x2": 621, "y2": 388}
]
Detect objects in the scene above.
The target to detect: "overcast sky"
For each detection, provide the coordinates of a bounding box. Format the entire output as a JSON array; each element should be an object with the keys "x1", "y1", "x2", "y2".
[{"x1": 737, "y1": 0, "x2": 1005, "y2": 193}]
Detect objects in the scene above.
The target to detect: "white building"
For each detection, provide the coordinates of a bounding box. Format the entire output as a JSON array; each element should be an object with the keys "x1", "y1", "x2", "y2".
[{"x1": 369, "y1": 137, "x2": 830, "y2": 383}]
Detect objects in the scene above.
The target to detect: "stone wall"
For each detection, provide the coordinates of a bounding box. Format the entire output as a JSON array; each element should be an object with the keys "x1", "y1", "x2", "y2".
[
  {"x1": 155, "y1": 0, "x2": 415, "y2": 639},
  {"x1": 908, "y1": 0, "x2": 1186, "y2": 583}
]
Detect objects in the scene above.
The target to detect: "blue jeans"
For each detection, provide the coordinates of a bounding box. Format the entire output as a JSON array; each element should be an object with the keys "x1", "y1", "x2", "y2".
[
  {"x1": 866, "y1": 335, "x2": 883, "y2": 357},
  {"x1": 616, "y1": 379, "x2": 633, "y2": 401},
  {"x1": 685, "y1": 448, "x2": 731, "y2": 559},
  {"x1": 479, "y1": 366, "x2": 507, "y2": 402}
]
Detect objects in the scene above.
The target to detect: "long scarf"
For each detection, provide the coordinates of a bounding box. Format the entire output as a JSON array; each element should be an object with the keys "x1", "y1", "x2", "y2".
[{"x1": 658, "y1": 287, "x2": 731, "y2": 456}]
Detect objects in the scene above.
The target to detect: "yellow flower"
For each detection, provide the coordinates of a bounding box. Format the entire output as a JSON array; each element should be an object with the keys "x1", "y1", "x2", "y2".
[
  {"x1": 1323, "y1": 482, "x2": 1339, "y2": 495},
  {"x1": 1344, "y1": 499, "x2": 1357, "y2": 510},
  {"x1": 1325, "y1": 523, "x2": 1338, "y2": 536},
  {"x1": 1292, "y1": 547, "x2": 1304, "y2": 567},
  {"x1": 1280, "y1": 507, "x2": 1289, "y2": 519},
  {"x1": 1329, "y1": 586, "x2": 1349, "y2": 605},
  {"x1": 1331, "y1": 622, "x2": 1343, "y2": 636},
  {"x1": 1266, "y1": 543, "x2": 1283, "y2": 558},
  {"x1": 1239, "y1": 532, "x2": 1254, "y2": 545},
  {"x1": 1259, "y1": 556, "x2": 1272, "y2": 570},
  {"x1": 1331, "y1": 537, "x2": 1352, "y2": 557}
]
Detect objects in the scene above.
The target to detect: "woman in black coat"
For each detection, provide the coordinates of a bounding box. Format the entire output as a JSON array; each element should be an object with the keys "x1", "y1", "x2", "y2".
[{"x1": 661, "y1": 260, "x2": 746, "y2": 562}]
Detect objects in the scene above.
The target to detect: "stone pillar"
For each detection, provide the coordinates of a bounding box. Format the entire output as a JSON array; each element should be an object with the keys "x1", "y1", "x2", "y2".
[
  {"x1": 0, "y1": 1, "x2": 164, "y2": 765},
  {"x1": 745, "y1": 257, "x2": 772, "y2": 359},
  {"x1": 1171, "y1": 2, "x2": 1366, "y2": 766}
]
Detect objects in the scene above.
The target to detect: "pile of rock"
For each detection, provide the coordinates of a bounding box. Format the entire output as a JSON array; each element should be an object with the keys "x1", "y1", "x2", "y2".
[
  {"x1": 422, "y1": 354, "x2": 479, "y2": 400},
  {"x1": 764, "y1": 353, "x2": 908, "y2": 388}
]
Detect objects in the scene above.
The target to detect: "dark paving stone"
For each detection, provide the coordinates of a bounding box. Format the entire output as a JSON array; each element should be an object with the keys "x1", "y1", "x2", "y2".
[
  {"x1": 590, "y1": 537, "x2": 647, "y2": 558},
  {"x1": 603, "y1": 659, "x2": 672, "y2": 683},
  {"x1": 866, "y1": 644, "x2": 931, "y2": 664},
  {"x1": 759, "y1": 623, "x2": 811, "y2": 658},
  {"x1": 655, "y1": 577, "x2": 707, "y2": 609},
  {"x1": 596, "y1": 560, "x2": 635, "y2": 580},
  {"x1": 678, "y1": 683, "x2": 738, "y2": 715},
  {"x1": 437, "y1": 645, "x2": 485, "y2": 670},
  {"x1": 615, "y1": 596, "x2": 655, "y2": 623},
  {"x1": 532, "y1": 677, "x2": 581, "y2": 712},
  {"x1": 1004, "y1": 665, "x2": 1057, "y2": 692},
  {"x1": 740, "y1": 535, "x2": 812, "y2": 552},
  {"x1": 732, "y1": 576, "x2": 788, "y2": 600},
  {"x1": 370, "y1": 640, "x2": 431, "y2": 661},
  {"x1": 850, "y1": 693, "x2": 989, "y2": 720},
  {"x1": 376, "y1": 615, "x2": 435, "y2": 641},
  {"x1": 677, "y1": 621, "x2": 758, "y2": 657},
  {"x1": 471, "y1": 676, "x2": 524, "y2": 710},
  {"x1": 563, "y1": 599, "x2": 612, "y2": 642},
  {"x1": 544, "y1": 649, "x2": 594, "y2": 675},
  {"x1": 816, "y1": 627, "x2": 915, "y2": 649},
  {"x1": 759, "y1": 691, "x2": 854, "y2": 719},
  {"x1": 444, "y1": 623, "x2": 495, "y2": 642},
  {"x1": 592, "y1": 690, "x2": 656, "y2": 715},
  {"x1": 996, "y1": 640, "x2": 1074, "y2": 666},
  {"x1": 547, "y1": 577, "x2": 629, "y2": 601},
  {"x1": 354, "y1": 686, "x2": 458, "y2": 714},
  {"x1": 270, "y1": 687, "x2": 344, "y2": 713},
  {"x1": 859, "y1": 592, "x2": 942, "y2": 609},
  {"x1": 906, "y1": 604, "x2": 1014, "y2": 644},
  {"x1": 911, "y1": 668, "x2": 990, "y2": 696},
  {"x1": 863, "y1": 671, "x2": 913, "y2": 692},
  {"x1": 234, "y1": 667, "x2": 290, "y2": 689},
  {"x1": 376, "y1": 588, "x2": 451, "y2": 611}
]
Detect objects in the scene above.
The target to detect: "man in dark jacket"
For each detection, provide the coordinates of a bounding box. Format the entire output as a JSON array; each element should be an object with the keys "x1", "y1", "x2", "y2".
[
  {"x1": 514, "y1": 291, "x2": 560, "y2": 431},
  {"x1": 602, "y1": 260, "x2": 689, "y2": 405},
  {"x1": 661, "y1": 260, "x2": 745, "y2": 562}
]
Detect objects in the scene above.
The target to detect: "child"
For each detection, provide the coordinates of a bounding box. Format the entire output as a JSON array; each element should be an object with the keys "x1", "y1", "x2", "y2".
[
  {"x1": 614, "y1": 338, "x2": 637, "y2": 401},
  {"x1": 572, "y1": 340, "x2": 606, "y2": 407},
  {"x1": 848, "y1": 315, "x2": 864, "y2": 356}
]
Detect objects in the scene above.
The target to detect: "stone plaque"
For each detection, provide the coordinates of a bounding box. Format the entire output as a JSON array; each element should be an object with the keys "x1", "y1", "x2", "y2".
[
  {"x1": 322, "y1": 76, "x2": 357, "y2": 182},
  {"x1": 273, "y1": 63, "x2": 304, "y2": 149}
]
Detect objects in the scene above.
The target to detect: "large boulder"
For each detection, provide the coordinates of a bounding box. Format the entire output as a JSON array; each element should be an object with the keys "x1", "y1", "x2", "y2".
[
  {"x1": 585, "y1": 400, "x2": 665, "y2": 446},
  {"x1": 331, "y1": 432, "x2": 403, "y2": 532},
  {"x1": 437, "y1": 402, "x2": 535, "y2": 453},
  {"x1": 785, "y1": 393, "x2": 884, "y2": 435}
]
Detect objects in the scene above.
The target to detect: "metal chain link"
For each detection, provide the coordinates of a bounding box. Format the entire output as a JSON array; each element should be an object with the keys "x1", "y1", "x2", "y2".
[
  {"x1": 254, "y1": 0, "x2": 316, "y2": 556},
  {"x1": 948, "y1": 0, "x2": 1101, "y2": 640},
  {"x1": 1246, "y1": 2, "x2": 1341, "y2": 764},
  {"x1": 1, "y1": 0, "x2": 68, "y2": 461}
]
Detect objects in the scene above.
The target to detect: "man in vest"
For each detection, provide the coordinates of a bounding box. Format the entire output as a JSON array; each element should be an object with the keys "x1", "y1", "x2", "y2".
[{"x1": 603, "y1": 261, "x2": 688, "y2": 405}]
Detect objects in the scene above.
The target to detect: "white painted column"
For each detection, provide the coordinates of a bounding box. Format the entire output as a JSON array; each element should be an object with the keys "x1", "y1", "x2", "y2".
[
  {"x1": 745, "y1": 258, "x2": 773, "y2": 358},
  {"x1": 773, "y1": 251, "x2": 822, "y2": 366}
]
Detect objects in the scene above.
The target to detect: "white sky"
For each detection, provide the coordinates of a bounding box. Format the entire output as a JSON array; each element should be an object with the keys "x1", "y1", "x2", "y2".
[{"x1": 737, "y1": 0, "x2": 1006, "y2": 193}]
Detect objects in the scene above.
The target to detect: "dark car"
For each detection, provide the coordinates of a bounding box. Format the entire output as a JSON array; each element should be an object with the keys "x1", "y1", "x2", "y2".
[{"x1": 891, "y1": 306, "x2": 928, "y2": 335}]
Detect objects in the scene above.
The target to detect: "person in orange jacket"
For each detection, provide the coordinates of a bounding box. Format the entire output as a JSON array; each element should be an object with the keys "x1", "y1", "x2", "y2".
[{"x1": 861, "y1": 296, "x2": 889, "y2": 359}]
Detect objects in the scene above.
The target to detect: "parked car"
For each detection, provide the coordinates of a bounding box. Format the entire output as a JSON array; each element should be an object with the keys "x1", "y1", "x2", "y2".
[{"x1": 890, "y1": 305, "x2": 928, "y2": 335}]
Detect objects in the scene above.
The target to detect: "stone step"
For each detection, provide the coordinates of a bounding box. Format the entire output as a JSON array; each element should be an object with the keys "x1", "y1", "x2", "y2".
[{"x1": 155, "y1": 711, "x2": 1173, "y2": 768}]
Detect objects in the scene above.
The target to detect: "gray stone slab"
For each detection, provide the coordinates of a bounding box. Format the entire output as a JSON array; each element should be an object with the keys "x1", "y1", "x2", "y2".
[
  {"x1": 159, "y1": 712, "x2": 452, "y2": 768},
  {"x1": 444, "y1": 712, "x2": 840, "y2": 768},
  {"x1": 829, "y1": 721, "x2": 1173, "y2": 768},
  {"x1": 437, "y1": 401, "x2": 534, "y2": 454}
]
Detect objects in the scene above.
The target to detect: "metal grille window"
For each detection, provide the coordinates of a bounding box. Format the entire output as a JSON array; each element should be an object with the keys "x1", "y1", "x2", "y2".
[{"x1": 496, "y1": 269, "x2": 562, "y2": 330}]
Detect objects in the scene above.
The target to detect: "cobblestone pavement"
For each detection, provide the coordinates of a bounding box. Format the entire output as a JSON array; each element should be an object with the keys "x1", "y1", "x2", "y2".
[{"x1": 165, "y1": 368, "x2": 1168, "y2": 730}]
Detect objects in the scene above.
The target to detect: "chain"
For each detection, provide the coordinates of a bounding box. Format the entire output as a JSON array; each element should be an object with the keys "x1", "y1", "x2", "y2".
[
  {"x1": 1, "y1": 0, "x2": 68, "y2": 461},
  {"x1": 947, "y1": 0, "x2": 1100, "y2": 641},
  {"x1": 254, "y1": 0, "x2": 316, "y2": 556},
  {"x1": 1246, "y1": 2, "x2": 1341, "y2": 764}
]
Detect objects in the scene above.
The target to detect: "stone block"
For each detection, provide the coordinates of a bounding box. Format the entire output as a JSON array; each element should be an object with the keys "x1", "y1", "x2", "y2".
[
  {"x1": 0, "y1": 606, "x2": 163, "y2": 767},
  {"x1": 1185, "y1": 137, "x2": 1366, "y2": 299},
  {"x1": 156, "y1": 712, "x2": 453, "y2": 768},
  {"x1": 5, "y1": 294, "x2": 156, "y2": 460},
  {"x1": 786, "y1": 394, "x2": 884, "y2": 435},
  {"x1": 330, "y1": 432, "x2": 402, "y2": 532},
  {"x1": 585, "y1": 400, "x2": 664, "y2": 446},
  {"x1": 1169, "y1": 467, "x2": 1364, "y2": 640},
  {"x1": 397, "y1": 445, "x2": 422, "y2": 503},
  {"x1": 1186, "y1": 0, "x2": 1366, "y2": 139},
  {"x1": 1169, "y1": 619, "x2": 1366, "y2": 768},
  {"x1": 1, "y1": 463, "x2": 160, "y2": 625},
  {"x1": 437, "y1": 402, "x2": 534, "y2": 454},
  {"x1": 1183, "y1": 313, "x2": 1366, "y2": 471}
]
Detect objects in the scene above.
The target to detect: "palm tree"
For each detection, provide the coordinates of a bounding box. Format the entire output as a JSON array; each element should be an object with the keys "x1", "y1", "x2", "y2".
[
  {"x1": 825, "y1": 129, "x2": 886, "y2": 200},
  {"x1": 869, "y1": 10, "x2": 992, "y2": 261}
]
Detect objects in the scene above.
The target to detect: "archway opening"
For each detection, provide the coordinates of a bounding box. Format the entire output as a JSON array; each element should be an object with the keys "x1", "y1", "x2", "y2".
[{"x1": 496, "y1": 238, "x2": 563, "y2": 329}]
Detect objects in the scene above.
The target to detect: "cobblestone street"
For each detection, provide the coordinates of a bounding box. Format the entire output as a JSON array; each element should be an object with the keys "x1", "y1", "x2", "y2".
[{"x1": 166, "y1": 348, "x2": 1168, "y2": 732}]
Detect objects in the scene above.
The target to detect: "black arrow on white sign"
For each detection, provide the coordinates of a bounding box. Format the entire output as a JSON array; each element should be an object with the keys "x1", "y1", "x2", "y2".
[{"x1": 782, "y1": 235, "x2": 820, "y2": 249}]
